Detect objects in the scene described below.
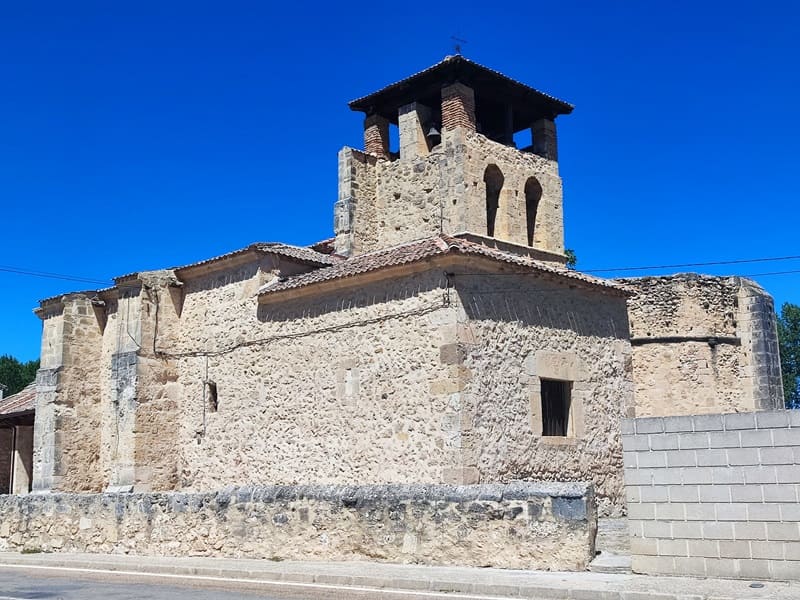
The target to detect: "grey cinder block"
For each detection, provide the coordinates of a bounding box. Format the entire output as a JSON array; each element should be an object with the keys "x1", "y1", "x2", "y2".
[
  {"x1": 762, "y1": 484, "x2": 796, "y2": 503},
  {"x1": 668, "y1": 485, "x2": 699, "y2": 503},
  {"x1": 736, "y1": 558, "x2": 772, "y2": 579},
  {"x1": 776, "y1": 465, "x2": 800, "y2": 484},
  {"x1": 759, "y1": 446, "x2": 794, "y2": 465},
  {"x1": 655, "y1": 502, "x2": 685, "y2": 521},
  {"x1": 636, "y1": 418, "x2": 665, "y2": 434},
  {"x1": 730, "y1": 485, "x2": 763, "y2": 503},
  {"x1": 740, "y1": 429, "x2": 773, "y2": 448},
  {"x1": 687, "y1": 539, "x2": 719, "y2": 557},
  {"x1": 711, "y1": 466, "x2": 744, "y2": 484},
  {"x1": 696, "y1": 449, "x2": 727, "y2": 466},
  {"x1": 692, "y1": 414, "x2": 724, "y2": 432},
  {"x1": 681, "y1": 467, "x2": 714, "y2": 485},
  {"x1": 702, "y1": 521, "x2": 735, "y2": 540},
  {"x1": 709, "y1": 431, "x2": 741, "y2": 449},
  {"x1": 750, "y1": 540, "x2": 785, "y2": 560},
  {"x1": 715, "y1": 503, "x2": 748, "y2": 521},
  {"x1": 743, "y1": 465, "x2": 777, "y2": 484},
  {"x1": 657, "y1": 538, "x2": 688, "y2": 557},
  {"x1": 733, "y1": 521, "x2": 767, "y2": 541},
  {"x1": 771, "y1": 559, "x2": 800, "y2": 581},
  {"x1": 698, "y1": 484, "x2": 731, "y2": 503},
  {"x1": 773, "y1": 428, "x2": 800, "y2": 446},
  {"x1": 718, "y1": 539, "x2": 751, "y2": 559},
  {"x1": 642, "y1": 519, "x2": 671, "y2": 538},
  {"x1": 663, "y1": 415, "x2": 694, "y2": 433},
  {"x1": 649, "y1": 433, "x2": 679, "y2": 451},
  {"x1": 725, "y1": 448, "x2": 760, "y2": 466},
  {"x1": 747, "y1": 503, "x2": 781, "y2": 522},
  {"x1": 686, "y1": 502, "x2": 718, "y2": 521},
  {"x1": 766, "y1": 522, "x2": 800, "y2": 541},
  {"x1": 672, "y1": 520, "x2": 704, "y2": 539},
  {"x1": 622, "y1": 435, "x2": 650, "y2": 452},
  {"x1": 640, "y1": 486, "x2": 669, "y2": 503},
  {"x1": 666, "y1": 450, "x2": 697, "y2": 468},
  {"x1": 723, "y1": 413, "x2": 756, "y2": 431},
  {"x1": 679, "y1": 432, "x2": 710, "y2": 450},
  {"x1": 756, "y1": 411, "x2": 790, "y2": 429},
  {"x1": 638, "y1": 451, "x2": 667, "y2": 468}
]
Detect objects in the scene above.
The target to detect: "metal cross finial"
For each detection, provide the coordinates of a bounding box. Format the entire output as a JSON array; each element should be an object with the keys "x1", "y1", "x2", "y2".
[{"x1": 451, "y1": 35, "x2": 468, "y2": 55}]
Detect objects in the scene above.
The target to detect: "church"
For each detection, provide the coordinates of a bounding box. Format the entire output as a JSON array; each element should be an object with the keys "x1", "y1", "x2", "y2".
[{"x1": 20, "y1": 55, "x2": 783, "y2": 519}]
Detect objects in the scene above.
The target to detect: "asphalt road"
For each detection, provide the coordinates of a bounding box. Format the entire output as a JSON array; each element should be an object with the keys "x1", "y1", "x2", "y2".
[{"x1": 0, "y1": 566, "x2": 471, "y2": 600}]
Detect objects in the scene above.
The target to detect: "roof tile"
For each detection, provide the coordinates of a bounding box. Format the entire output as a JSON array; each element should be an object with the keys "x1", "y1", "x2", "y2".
[{"x1": 259, "y1": 235, "x2": 627, "y2": 296}]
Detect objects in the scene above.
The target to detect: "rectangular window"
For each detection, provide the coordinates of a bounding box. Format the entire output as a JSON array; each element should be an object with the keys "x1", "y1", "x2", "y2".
[{"x1": 540, "y1": 379, "x2": 571, "y2": 436}]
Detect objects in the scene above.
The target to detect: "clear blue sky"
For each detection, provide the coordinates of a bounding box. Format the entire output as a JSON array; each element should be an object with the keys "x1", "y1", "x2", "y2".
[{"x1": 1, "y1": 1, "x2": 798, "y2": 361}]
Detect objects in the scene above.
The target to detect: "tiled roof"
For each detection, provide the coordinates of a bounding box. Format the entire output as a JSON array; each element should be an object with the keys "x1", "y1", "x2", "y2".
[
  {"x1": 115, "y1": 243, "x2": 340, "y2": 281},
  {"x1": 259, "y1": 235, "x2": 627, "y2": 296},
  {"x1": 37, "y1": 242, "x2": 342, "y2": 308},
  {"x1": 349, "y1": 55, "x2": 573, "y2": 114},
  {"x1": 0, "y1": 383, "x2": 36, "y2": 417},
  {"x1": 170, "y1": 242, "x2": 342, "y2": 274}
]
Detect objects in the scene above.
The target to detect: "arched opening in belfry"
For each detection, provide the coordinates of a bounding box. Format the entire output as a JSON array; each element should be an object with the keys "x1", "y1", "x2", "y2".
[
  {"x1": 484, "y1": 165, "x2": 504, "y2": 238},
  {"x1": 524, "y1": 177, "x2": 543, "y2": 247}
]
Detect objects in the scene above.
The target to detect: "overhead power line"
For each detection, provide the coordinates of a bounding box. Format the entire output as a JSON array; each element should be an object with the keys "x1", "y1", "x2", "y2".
[
  {"x1": 0, "y1": 265, "x2": 110, "y2": 285},
  {"x1": 1, "y1": 253, "x2": 799, "y2": 287},
  {"x1": 583, "y1": 255, "x2": 800, "y2": 274}
]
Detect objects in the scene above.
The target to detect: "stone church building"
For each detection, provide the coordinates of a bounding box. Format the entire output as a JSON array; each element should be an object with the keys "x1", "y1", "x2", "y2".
[{"x1": 27, "y1": 56, "x2": 783, "y2": 516}]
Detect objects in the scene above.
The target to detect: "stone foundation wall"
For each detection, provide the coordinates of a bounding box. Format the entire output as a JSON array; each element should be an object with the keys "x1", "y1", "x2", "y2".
[{"x1": 0, "y1": 482, "x2": 596, "y2": 571}]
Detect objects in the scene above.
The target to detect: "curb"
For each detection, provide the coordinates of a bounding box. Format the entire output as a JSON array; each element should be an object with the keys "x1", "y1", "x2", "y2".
[{"x1": 0, "y1": 556, "x2": 749, "y2": 600}]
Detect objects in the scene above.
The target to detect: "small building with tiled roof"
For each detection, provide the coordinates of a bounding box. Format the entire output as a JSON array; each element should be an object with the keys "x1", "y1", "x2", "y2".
[{"x1": 26, "y1": 56, "x2": 783, "y2": 521}]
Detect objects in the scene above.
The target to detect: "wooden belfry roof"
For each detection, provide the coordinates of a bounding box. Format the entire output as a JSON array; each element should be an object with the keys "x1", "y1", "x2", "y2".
[{"x1": 348, "y1": 55, "x2": 574, "y2": 134}]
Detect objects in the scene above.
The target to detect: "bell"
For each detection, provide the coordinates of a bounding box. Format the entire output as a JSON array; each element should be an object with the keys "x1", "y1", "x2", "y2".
[{"x1": 426, "y1": 125, "x2": 441, "y2": 143}]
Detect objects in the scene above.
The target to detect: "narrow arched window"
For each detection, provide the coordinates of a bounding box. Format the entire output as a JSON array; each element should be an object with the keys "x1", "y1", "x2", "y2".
[
  {"x1": 484, "y1": 165, "x2": 504, "y2": 238},
  {"x1": 524, "y1": 177, "x2": 542, "y2": 247}
]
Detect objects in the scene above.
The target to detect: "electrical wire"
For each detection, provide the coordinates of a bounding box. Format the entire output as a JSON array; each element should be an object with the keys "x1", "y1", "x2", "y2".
[
  {"x1": 0, "y1": 265, "x2": 109, "y2": 285},
  {"x1": 3, "y1": 253, "x2": 800, "y2": 287},
  {"x1": 582, "y1": 255, "x2": 800, "y2": 274}
]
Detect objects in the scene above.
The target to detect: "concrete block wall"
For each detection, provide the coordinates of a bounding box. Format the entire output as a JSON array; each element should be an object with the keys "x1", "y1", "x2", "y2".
[{"x1": 623, "y1": 410, "x2": 800, "y2": 581}]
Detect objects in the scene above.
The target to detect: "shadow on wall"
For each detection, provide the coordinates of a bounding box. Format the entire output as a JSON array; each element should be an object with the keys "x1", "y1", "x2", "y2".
[
  {"x1": 454, "y1": 273, "x2": 630, "y2": 340},
  {"x1": 257, "y1": 271, "x2": 447, "y2": 324}
]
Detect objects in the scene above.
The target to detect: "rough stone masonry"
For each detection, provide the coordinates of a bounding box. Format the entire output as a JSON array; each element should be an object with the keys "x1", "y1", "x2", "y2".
[
  {"x1": 9, "y1": 56, "x2": 785, "y2": 570},
  {"x1": 0, "y1": 483, "x2": 597, "y2": 571}
]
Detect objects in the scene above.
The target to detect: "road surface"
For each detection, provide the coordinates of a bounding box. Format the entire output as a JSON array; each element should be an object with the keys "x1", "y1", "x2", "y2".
[{"x1": 0, "y1": 565, "x2": 482, "y2": 600}]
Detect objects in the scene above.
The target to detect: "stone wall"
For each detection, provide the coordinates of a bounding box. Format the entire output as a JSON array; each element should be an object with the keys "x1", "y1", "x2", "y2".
[
  {"x1": 33, "y1": 294, "x2": 106, "y2": 493},
  {"x1": 0, "y1": 429, "x2": 11, "y2": 494},
  {"x1": 453, "y1": 270, "x2": 633, "y2": 516},
  {"x1": 623, "y1": 410, "x2": 800, "y2": 581},
  {"x1": 0, "y1": 482, "x2": 596, "y2": 571},
  {"x1": 31, "y1": 248, "x2": 631, "y2": 522},
  {"x1": 621, "y1": 274, "x2": 784, "y2": 416},
  {"x1": 167, "y1": 267, "x2": 460, "y2": 491},
  {"x1": 334, "y1": 129, "x2": 565, "y2": 258}
]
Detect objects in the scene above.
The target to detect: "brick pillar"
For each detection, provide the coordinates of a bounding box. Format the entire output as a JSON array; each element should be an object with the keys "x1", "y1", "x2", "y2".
[
  {"x1": 441, "y1": 83, "x2": 476, "y2": 133},
  {"x1": 363, "y1": 114, "x2": 390, "y2": 159},
  {"x1": 532, "y1": 118, "x2": 558, "y2": 161}
]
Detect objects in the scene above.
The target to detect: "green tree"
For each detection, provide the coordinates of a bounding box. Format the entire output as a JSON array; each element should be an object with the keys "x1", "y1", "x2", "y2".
[
  {"x1": 0, "y1": 355, "x2": 39, "y2": 397},
  {"x1": 777, "y1": 303, "x2": 800, "y2": 409},
  {"x1": 565, "y1": 248, "x2": 577, "y2": 270}
]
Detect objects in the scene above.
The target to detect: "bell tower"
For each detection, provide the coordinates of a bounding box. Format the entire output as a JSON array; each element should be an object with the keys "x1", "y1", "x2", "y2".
[{"x1": 334, "y1": 56, "x2": 573, "y2": 262}]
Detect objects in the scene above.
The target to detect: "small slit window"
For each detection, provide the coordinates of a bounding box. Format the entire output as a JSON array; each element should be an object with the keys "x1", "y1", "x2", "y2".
[
  {"x1": 540, "y1": 379, "x2": 571, "y2": 436},
  {"x1": 206, "y1": 380, "x2": 218, "y2": 413}
]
